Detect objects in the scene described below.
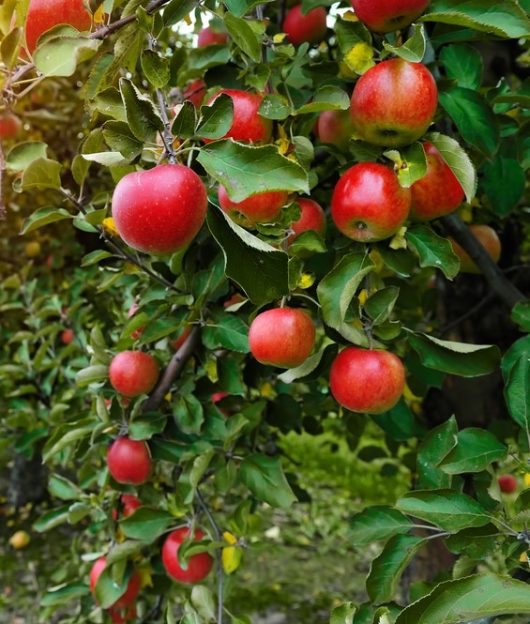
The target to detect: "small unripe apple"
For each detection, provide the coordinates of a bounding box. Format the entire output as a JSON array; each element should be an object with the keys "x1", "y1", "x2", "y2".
[
  {"x1": 316, "y1": 110, "x2": 353, "y2": 149},
  {"x1": 112, "y1": 164, "x2": 207, "y2": 255},
  {"x1": 25, "y1": 241, "x2": 41, "y2": 258},
  {"x1": 107, "y1": 437, "x2": 152, "y2": 485},
  {"x1": 9, "y1": 530, "x2": 30, "y2": 549},
  {"x1": 198, "y1": 26, "x2": 228, "y2": 47},
  {"x1": 498, "y1": 474, "x2": 517, "y2": 494},
  {"x1": 218, "y1": 186, "x2": 288, "y2": 226},
  {"x1": 449, "y1": 225, "x2": 501, "y2": 274},
  {"x1": 290, "y1": 198, "x2": 326, "y2": 241},
  {"x1": 90, "y1": 557, "x2": 141, "y2": 609},
  {"x1": 112, "y1": 494, "x2": 142, "y2": 520},
  {"x1": 183, "y1": 79, "x2": 207, "y2": 108},
  {"x1": 0, "y1": 113, "x2": 22, "y2": 139},
  {"x1": 330, "y1": 347, "x2": 406, "y2": 414},
  {"x1": 109, "y1": 351, "x2": 159, "y2": 397},
  {"x1": 410, "y1": 142, "x2": 465, "y2": 221},
  {"x1": 162, "y1": 527, "x2": 214, "y2": 584},
  {"x1": 351, "y1": 0, "x2": 430, "y2": 33},
  {"x1": 350, "y1": 59, "x2": 438, "y2": 147},
  {"x1": 283, "y1": 5, "x2": 327, "y2": 46},
  {"x1": 331, "y1": 162, "x2": 411, "y2": 242},
  {"x1": 249, "y1": 307, "x2": 316, "y2": 368},
  {"x1": 61, "y1": 328, "x2": 74, "y2": 345},
  {"x1": 25, "y1": 0, "x2": 92, "y2": 53},
  {"x1": 170, "y1": 326, "x2": 192, "y2": 350},
  {"x1": 207, "y1": 90, "x2": 272, "y2": 143}
]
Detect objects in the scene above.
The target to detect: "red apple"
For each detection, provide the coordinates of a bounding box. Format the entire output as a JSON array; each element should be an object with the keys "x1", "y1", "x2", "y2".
[
  {"x1": 162, "y1": 528, "x2": 214, "y2": 584},
  {"x1": 498, "y1": 474, "x2": 517, "y2": 494},
  {"x1": 410, "y1": 142, "x2": 465, "y2": 221},
  {"x1": 198, "y1": 26, "x2": 228, "y2": 47},
  {"x1": 330, "y1": 347, "x2": 405, "y2": 414},
  {"x1": 331, "y1": 162, "x2": 411, "y2": 242},
  {"x1": 25, "y1": 0, "x2": 92, "y2": 53},
  {"x1": 183, "y1": 79, "x2": 207, "y2": 108},
  {"x1": 350, "y1": 59, "x2": 438, "y2": 147},
  {"x1": 0, "y1": 113, "x2": 22, "y2": 139},
  {"x1": 290, "y1": 198, "x2": 326, "y2": 241},
  {"x1": 112, "y1": 494, "x2": 142, "y2": 520},
  {"x1": 449, "y1": 224, "x2": 501, "y2": 274},
  {"x1": 112, "y1": 164, "x2": 207, "y2": 255},
  {"x1": 127, "y1": 302, "x2": 144, "y2": 340},
  {"x1": 316, "y1": 110, "x2": 353, "y2": 149},
  {"x1": 109, "y1": 351, "x2": 159, "y2": 397},
  {"x1": 107, "y1": 437, "x2": 151, "y2": 485},
  {"x1": 170, "y1": 326, "x2": 192, "y2": 350},
  {"x1": 249, "y1": 307, "x2": 316, "y2": 368},
  {"x1": 90, "y1": 557, "x2": 141, "y2": 609},
  {"x1": 218, "y1": 186, "x2": 288, "y2": 226},
  {"x1": 61, "y1": 328, "x2": 74, "y2": 345},
  {"x1": 351, "y1": 0, "x2": 430, "y2": 33},
  {"x1": 207, "y1": 90, "x2": 272, "y2": 143},
  {"x1": 283, "y1": 5, "x2": 327, "y2": 46}
]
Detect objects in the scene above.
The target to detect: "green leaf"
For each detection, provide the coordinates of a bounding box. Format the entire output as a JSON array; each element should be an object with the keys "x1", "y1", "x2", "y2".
[
  {"x1": 120, "y1": 508, "x2": 174, "y2": 542},
  {"x1": 371, "y1": 399, "x2": 426, "y2": 441},
  {"x1": 383, "y1": 24, "x2": 427, "y2": 63},
  {"x1": 503, "y1": 353, "x2": 530, "y2": 430},
  {"x1": 17, "y1": 158, "x2": 62, "y2": 191},
  {"x1": 21, "y1": 207, "x2": 71, "y2": 234},
  {"x1": 317, "y1": 252, "x2": 375, "y2": 347},
  {"x1": 33, "y1": 31, "x2": 100, "y2": 77},
  {"x1": 207, "y1": 206, "x2": 289, "y2": 307},
  {"x1": 48, "y1": 474, "x2": 81, "y2": 500},
  {"x1": 349, "y1": 506, "x2": 414, "y2": 546},
  {"x1": 103, "y1": 120, "x2": 144, "y2": 159},
  {"x1": 223, "y1": 0, "x2": 274, "y2": 16},
  {"x1": 141, "y1": 50, "x2": 170, "y2": 88},
  {"x1": 75, "y1": 364, "x2": 108, "y2": 387},
  {"x1": 421, "y1": 0, "x2": 530, "y2": 38},
  {"x1": 40, "y1": 582, "x2": 90, "y2": 607},
  {"x1": 512, "y1": 301, "x2": 530, "y2": 332},
  {"x1": 384, "y1": 142, "x2": 427, "y2": 188},
  {"x1": 396, "y1": 573, "x2": 530, "y2": 624},
  {"x1": 164, "y1": 0, "x2": 196, "y2": 26},
  {"x1": 277, "y1": 343, "x2": 336, "y2": 384},
  {"x1": 259, "y1": 94, "x2": 292, "y2": 120},
  {"x1": 173, "y1": 395, "x2": 205, "y2": 435},
  {"x1": 407, "y1": 332, "x2": 501, "y2": 377},
  {"x1": 191, "y1": 586, "x2": 217, "y2": 621},
  {"x1": 439, "y1": 44, "x2": 483, "y2": 89},
  {"x1": 396, "y1": 490, "x2": 490, "y2": 532},
  {"x1": 364, "y1": 287, "x2": 399, "y2": 325},
  {"x1": 197, "y1": 94, "x2": 234, "y2": 140},
  {"x1": 119, "y1": 78, "x2": 163, "y2": 141},
  {"x1": 106, "y1": 540, "x2": 144, "y2": 566},
  {"x1": 240, "y1": 453, "x2": 297, "y2": 508},
  {"x1": 203, "y1": 314, "x2": 250, "y2": 354},
  {"x1": 6, "y1": 141, "x2": 48, "y2": 173},
  {"x1": 197, "y1": 140, "x2": 309, "y2": 202},
  {"x1": 33, "y1": 505, "x2": 70, "y2": 532},
  {"x1": 426, "y1": 132, "x2": 477, "y2": 203},
  {"x1": 94, "y1": 565, "x2": 134, "y2": 609},
  {"x1": 482, "y1": 157, "x2": 525, "y2": 216},
  {"x1": 330, "y1": 603, "x2": 357, "y2": 624},
  {"x1": 417, "y1": 417, "x2": 458, "y2": 489},
  {"x1": 1, "y1": 27, "x2": 22, "y2": 69},
  {"x1": 406, "y1": 225, "x2": 460, "y2": 279},
  {"x1": 439, "y1": 428, "x2": 506, "y2": 474},
  {"x1": 297, "y1": 86, "x2": 350, "y2": 114},
  {"x1": 367, "y1": 535, "x2": 426, "y2": 604},
  {"x1": 224, "y1": 13, "x2": 261, "y2": 62},
  {"x1": 439, "y1": 87, "x2": 499, "y2": 156}
]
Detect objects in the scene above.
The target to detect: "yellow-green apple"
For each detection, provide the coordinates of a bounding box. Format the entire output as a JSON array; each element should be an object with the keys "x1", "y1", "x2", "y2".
[
  {"x1": 449, "y1": 224, "x2": 501, "y2": 274},
  {"x1": 198, "y1": 26, "x2": 228, "y2": 46},
  {"x1": 350, "y1": 59, "x2": 438, "y2": 147},
  {"x1": 0, "y1": 113, "x2": 22, "y2": 139},
  {"x1": 331, "y1": 162, "x2": 410, "y2": 242},
  {"x1": 25, "y1": 0, "x2": 92, "y2": 53},
  {"x1": 249, "y1": 307, "x2": 316, "y2": 368},
  {"x1": 330, "y1": 347, "x2": 405, "y2": 414},
  {"x1": 316, "y1": 110, "x2": 353, "y2": 149},
  {"x1": 218, "y1": 186, "x2": 288, "y2": 226},
  {"x1": 162, "y1": 528, "x2": 213, "y2": 584},
  {"x1": 283, "y1": 5, "x2": 327, "y2": 46},
  {"x1": 109, "y1": 351, "x2": 159, "y2": 397},
  {"x1": 207, "y1": 90, "x2": 272, "y2": 143},
  {"x1": 289, "y1": 198, "x2": 326, "y2": 241},
  {"x1": 112, "y1": 164, "x2": 207, "y2": 254},
  {"x1": 351, "y1": 0, "x2": 430, "y2": 33},
  {"x1": 107, "y1": 437, "x2": 151, "y2": 485},
  {"x1": 410, "y1": 142, "x2": 464, "y2": 221}
]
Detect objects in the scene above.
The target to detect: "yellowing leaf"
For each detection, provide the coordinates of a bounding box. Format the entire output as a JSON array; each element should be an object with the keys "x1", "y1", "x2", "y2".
[
  {"x1": 260, "y1": 382, "x2": 276, "y2": 399},
  {"x1": 297, "y1": 273, "x2": 315, "y2": 289},
  {"x1": 276, "y1": 137, "x2": 291, "y2": 156},
  {"x1": 137, "y1": 565, "x2": 153, "y2": 587},
  {"x1": 524, "y1": 473, "x2": 530, "y2": 488},
  {"x1": 344, "y1": 42, "x2": 375, "y2": 75},
  {"x1": 358, "y1": 288, "x2": 369, "y2": 305},
  {"x1": 93, "y1": 4, "x2": 105, "y2": 25},
  {"x1": 342, "y1": 10, "x2": 360, "y2": 22},
  {"x1": 273, "y1": 33, "x2": 287, "y2": 43},
  {"x1": 102, "y1": 217, "x2": 120, "y2": 237},
  {"x1": 223, "y1": 531, "x2": 237, "y2": 545},
  {"x1": 389, "y1": 227, "x2": 408, "y2": 250}
]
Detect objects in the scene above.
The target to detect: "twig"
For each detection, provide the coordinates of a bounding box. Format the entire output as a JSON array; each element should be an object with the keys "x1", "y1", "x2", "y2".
[
  {"x1": 441, "y1": 214, "x2": 526, "y2": 308},
  {"x1": 89, "y1": 0, "x2": 173, "y2": 40},
  {"x1": 439, "y1": 292, "x2": 495, "y2": 336},
  {"x1": 142, "y1": 325, "x2": 201, "y2": 412}
]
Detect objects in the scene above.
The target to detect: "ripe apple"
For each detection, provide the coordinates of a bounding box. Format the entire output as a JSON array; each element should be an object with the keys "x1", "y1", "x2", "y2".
[
  {"x1": 183, "y1": 79, "x2": 207, "y2": 108},
  {"x1": 25, "y1": 0, "x2": 92, "y2": 53},
  {"x1": 112, "y1": 164, "x2": 207, "y2": 255},
  {"x1": 350, "y1": 59, "x2": 438, "y2": 147},
  {"x1": 0, "y1": 113, "x2": 22, "y2": 139},
  {"x1": 351, "y1": 0, "x2": 430, "y2": 33},
  {"x1": 198, "y1": 26, "x2": 228, "y2": 47},
  {"x1": 410, "y1": 142, "x2": 465, "y2": 221},
  {"x1": 330, "y1": 347, "x2": 406, "y2": 414},
  {"x1": 218, "y1": 186, "x2": 288, "y2": 226},
  {"x1": 498, "y1": 474, "x2": 517, "y2": 494},
  {"x1": 170, "y1": 326, "x2": 192, "y2": 350},
  {"x1": 162, "y1": 527, "x2": 214, "y2": 584},
  {"x1": 112, "y1": 494, "x2": 142, "y2": 521},
  {"x1": 107, "y1": 437, "x2": 152, "y2": 485},
  {"x1": 61, "y1": 328, "x2": 74, "y2": 345},
  {"x1": 109, "y1": 351, "x2": 159, "y2": 397},
  {"x1": 90, "y1": 557, "x2": 141, "y2": 609},
  {"x1": 316, "y1": 110, "x2": 353, "y2": 149},
  {"x1": 207, "y1": 90, "x2": 272, "y2": 143},
  {"x1": 289, "y1": 198, "x2": 326, "y2": 241},
  {"x1": 331, "y1": 162, "x2": 411, "y2": 242},
  {"x1": 249, "y1": 307, "x2": 316, "y2": 368},
  {"x1": 449, "y1": 224, "x2": 501, "y2": 274},
  {"x1": 283, "y1": 5, "x2": 327, "y2": 46}
]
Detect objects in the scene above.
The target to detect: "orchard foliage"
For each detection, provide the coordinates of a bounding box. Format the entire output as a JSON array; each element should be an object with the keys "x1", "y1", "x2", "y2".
[{"x1": 1, "y1": 0, "x2": 530, "y2": 623}]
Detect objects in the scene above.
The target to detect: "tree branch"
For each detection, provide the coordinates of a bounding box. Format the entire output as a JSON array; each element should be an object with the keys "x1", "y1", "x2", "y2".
[
  {"x1": 89, "y1": 0, "x2": 173, "y2": 40},
  {"x1": 142, "y1": 325, "x2": 201, "y2": 412},
  {"x1": 440, "y1": 214, "x2": 526, "y2": 308}
]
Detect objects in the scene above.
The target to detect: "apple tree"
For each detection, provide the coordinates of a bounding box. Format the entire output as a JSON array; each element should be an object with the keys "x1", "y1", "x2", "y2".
[{"x1": 1, "y1": 0, "x2": 530, "y2": 622}]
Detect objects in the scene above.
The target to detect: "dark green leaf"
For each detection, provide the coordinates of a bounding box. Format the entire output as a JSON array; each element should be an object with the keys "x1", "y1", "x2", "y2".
[
  {"x1": 439, "y1": 44, "x2": 483, "y2": 89},
  {"x1": 406, "y1": 225, "x2": 460, "y2": 280},
  {"x1": 439, "y1": 428, "x2": 506, "y2": 474},
  {"x1": 240, "y1": 453, "x2": 297, "y2": 508},
  {"x1": 224, "y1": 13, "x2": 261, "y2": 62},
  {"x1": 197, "y1": 94, "x2": 234, "y2": 140},
  {"x1": 417, "y1": 417, "x2": 458, "y2": 489},
  {"x1": 119, "y1": 78, "x2": 163, "y2": 141},
  {"x1": 120, "y1": 508, "x2": 174, "y2": 542},
  {"x1": 482, "y1": 157, "x2": 525, "y2": 216},
  {"x1": 349, "y1": 506, "x2": 414, "y2": 546}
]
